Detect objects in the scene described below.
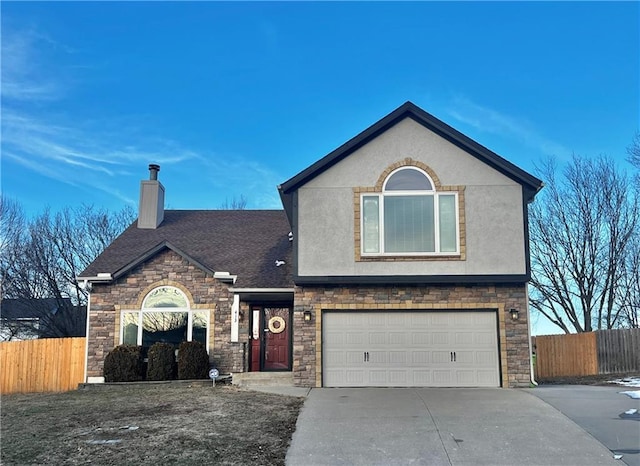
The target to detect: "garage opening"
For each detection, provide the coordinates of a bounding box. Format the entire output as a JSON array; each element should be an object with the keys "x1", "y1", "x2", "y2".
[{"x1": 322, "y1": 311, "x2": 500, "y2": 388}]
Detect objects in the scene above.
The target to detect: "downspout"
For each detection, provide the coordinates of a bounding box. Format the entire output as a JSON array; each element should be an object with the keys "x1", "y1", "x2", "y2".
[
  {"x1": 526, "y1": 286, "x2": 537, "y2": 386},
  {"x1": 83, "y1": 280, "x2": 91, "y2": 384}
]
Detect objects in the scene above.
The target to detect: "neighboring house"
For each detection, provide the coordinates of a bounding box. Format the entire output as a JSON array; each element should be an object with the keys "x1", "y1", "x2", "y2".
[
  {"x1": 0, "y1": 298, "x2": 86, "y2": 341},
  {"x1": 80, "y1": 102, "x2": 543, "y2": 388}
]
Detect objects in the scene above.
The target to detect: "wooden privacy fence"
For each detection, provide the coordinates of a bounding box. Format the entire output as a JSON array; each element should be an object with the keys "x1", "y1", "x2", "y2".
[
  {"x1": 0, "y1": 337, "x2": 86, "y2": 394},
  {"x1": 534, "y1": 328, "x2": 640, "y2": 379}
]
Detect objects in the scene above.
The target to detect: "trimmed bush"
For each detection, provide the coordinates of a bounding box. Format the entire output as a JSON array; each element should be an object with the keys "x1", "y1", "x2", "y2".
[
  {"x1": 177, "y1": 341, "x2": 209, "y2": 380},
  {"x1": 146, "y1": 342, "x2": 177, "y2": 381},
  {"x1": 103, "y1": 345, "x2": 144, "y2": 382}
]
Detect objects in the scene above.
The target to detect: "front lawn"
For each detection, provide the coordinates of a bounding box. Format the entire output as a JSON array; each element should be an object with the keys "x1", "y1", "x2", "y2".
[{"x1": 1, "y1": 384, "x2": 304, "y2": 465}]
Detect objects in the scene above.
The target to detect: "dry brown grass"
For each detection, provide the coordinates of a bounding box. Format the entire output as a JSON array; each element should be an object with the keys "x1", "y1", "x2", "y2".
[{"x1": 1, "y1": 383, "x2": 304, "y2": 465}]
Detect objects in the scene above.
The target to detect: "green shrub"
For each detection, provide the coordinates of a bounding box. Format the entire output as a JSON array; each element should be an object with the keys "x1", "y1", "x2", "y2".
[
  {"x1": 146, "y1": 342, "x2": 177, "y2": 381},
  {"x1": 103, "y1": 345, "x2": 144, "y2": 382},
  {"x1": 177, "y1": 341, "x2": 209, "y2": 380}
]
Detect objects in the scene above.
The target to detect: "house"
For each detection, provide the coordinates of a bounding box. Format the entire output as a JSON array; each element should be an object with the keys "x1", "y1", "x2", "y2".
[
  {"x1": 0, "y1": 298, "x2": 86, "y2": 341},
  {"x1": 80, "y1": 102, "x2": 543, "y2": 388}
]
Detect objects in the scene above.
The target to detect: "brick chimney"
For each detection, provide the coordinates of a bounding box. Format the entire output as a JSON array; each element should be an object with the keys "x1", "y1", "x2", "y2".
[{"x1": 138, "y1": 164, "x2": 165, "y2": 229}]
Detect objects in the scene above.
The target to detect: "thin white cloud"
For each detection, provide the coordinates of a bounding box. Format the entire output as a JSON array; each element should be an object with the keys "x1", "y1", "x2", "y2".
[
  {"x1": 1, "y1": 22, "x2": 283, "y2": 211},
  {"x1": 1, "y1": 27, "x2": 67, "y2": 102},
  {"x1": 0, "y1": 24, "x2": 201, "y2": 205},
  {"x1": 447, "y1": 96, "x2": 571, "y2": 158}
]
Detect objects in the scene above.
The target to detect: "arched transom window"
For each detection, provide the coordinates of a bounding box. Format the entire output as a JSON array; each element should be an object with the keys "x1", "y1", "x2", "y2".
[
  {"x1": 121, "y1": 286, "x2": 208, "y2": 352},
  {"x1": 362, "y1": 167, "x2": 459, "y2": 255}
]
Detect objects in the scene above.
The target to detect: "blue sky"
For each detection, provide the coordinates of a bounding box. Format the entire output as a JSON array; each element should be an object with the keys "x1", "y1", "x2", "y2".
[{"x1": 1, "y1": 2, "x2": 638, "y2": 335}]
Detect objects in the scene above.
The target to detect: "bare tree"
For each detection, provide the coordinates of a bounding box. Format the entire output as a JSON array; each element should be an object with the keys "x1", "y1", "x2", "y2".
[
  {"x1": 0, "y1": 199, "x2": 135, "y2": 339},
  {"x1": 619, "y1": 232, "x2": 640, "y2": 328},
  {"x1": 219, "y1": 195, "x2": 248, "y2": 210},
  {"x1": 628, "y1": 132, "x2": 640, "y2": 189},
  {"x1": 627, "y1": 132, "x2": 640, "y2": 170},
  {"x1": 529, "y1": 155, "x2": 639, "y2": 333}
]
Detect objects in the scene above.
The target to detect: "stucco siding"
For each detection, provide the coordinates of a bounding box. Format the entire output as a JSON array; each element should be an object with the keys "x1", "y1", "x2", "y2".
[
  {"x1": 296, "y1": 117, "x2": 527, "y2": 277},
  {"x1": 304, "y1": 119, "x2": 517, "y2": 189}
]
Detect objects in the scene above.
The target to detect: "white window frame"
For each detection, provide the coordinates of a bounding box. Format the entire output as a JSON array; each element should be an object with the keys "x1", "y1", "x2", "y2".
[
  {"x1": 120, "y1": 286, "x2": 210, "y2": 352},
  {"x1": 361, "y1": 167, "x2": 460, "y2": 257}
]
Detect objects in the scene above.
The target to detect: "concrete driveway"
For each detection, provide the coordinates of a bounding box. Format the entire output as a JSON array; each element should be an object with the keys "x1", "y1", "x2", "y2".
[
  {"x1": 285, "y1": 388, "x2": 619, "y2": 466},
  {"x1": 527, "y1": 385, "x2": 640, "y2": 466}
]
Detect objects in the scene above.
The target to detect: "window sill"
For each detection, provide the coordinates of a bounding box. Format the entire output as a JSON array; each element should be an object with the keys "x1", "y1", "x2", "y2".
[{"x1": 357, "y1": 254, "x2": 464, "y2": 262}]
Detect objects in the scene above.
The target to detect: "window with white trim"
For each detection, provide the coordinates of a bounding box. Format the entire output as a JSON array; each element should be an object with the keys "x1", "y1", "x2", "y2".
[
  {"x1": 121, "y1": 286, "x2": 208, "y2": 351},
  {"x1": 361, "y1": 167, "x2": 459, "y2": 255}
]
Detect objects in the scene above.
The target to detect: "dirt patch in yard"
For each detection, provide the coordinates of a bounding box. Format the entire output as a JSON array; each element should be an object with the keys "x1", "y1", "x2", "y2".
[{"x1": 1, "y1": 384, "x2": 304, "y2": 466}]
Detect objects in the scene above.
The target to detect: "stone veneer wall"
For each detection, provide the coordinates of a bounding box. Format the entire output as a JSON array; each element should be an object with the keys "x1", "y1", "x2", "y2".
[
  {"x1": 292, "y1": 284, "x2": 531, "y2": 388},
  {"x1": 86, "y1": 249, "x2": 249, "y2": 379}
]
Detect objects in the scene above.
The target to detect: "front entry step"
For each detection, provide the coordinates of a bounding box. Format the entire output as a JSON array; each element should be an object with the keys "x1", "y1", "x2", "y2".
[{"x1": 232, "y1": 372, "x2": 294, "y2": 387}]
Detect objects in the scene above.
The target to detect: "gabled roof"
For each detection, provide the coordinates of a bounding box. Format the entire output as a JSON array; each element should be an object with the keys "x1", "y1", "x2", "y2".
[
  {"x1": 79, "y1": 210, "x2": 293, "y2": 289},
  {"x1": 278, "y1": 101, "x2": 543, "y2": 221}
]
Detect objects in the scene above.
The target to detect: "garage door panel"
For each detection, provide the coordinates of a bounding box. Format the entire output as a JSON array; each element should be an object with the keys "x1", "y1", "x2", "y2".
[
  {"x1": 432, "y1": 351, "x2": 451, "y2": 364},
  {"x1": 454, "y1": 350, "x2": 474, "y2": 364},
  {"x1": 324, "y1": 332, "x2": 345, "y2": 345},
  {"x1": 369, "y1": 370, "x2": 387, "y2": 384},
  {"x1": 477, "y1": 371, "x2": 499, "y2": 385},
  {"x1": 455, "y1": 370, "x2": 476, "y2": 385},
  {"x1": 389, "y1": 370, "x2": 408, "y2": 385},
  {"x1": 475, "y1": 350, "x2": 498, "y2": 366},
  {"x1": 369, "y1": 314, "x2": 387, "y2": 327},
  {"x1": 411, "y1": 313, "x2": 431, "y2": 326},
  {"x1": 389, "y1": 351, "x2": 407, "y2": 364},
  {"x1": 345, "y1": 351, "x2": 363, "y2": 365},
  {"x1": 433, "y1": 370, "x2": 453, "y2": 384},
  {"x1": 323, "y1": 311, "x2": 499, "y2": 388},
  {"x1": 412, "y1": 332, "x2": 432, "y2": 345},
  {"x1": 454, "y1": 331, "x2": 475, "y2": 346},
  {"x1": 413, "y1": 370, "x2": 432, "y2": 384},
  {"x1": 346, "y1": 371, "x2": 365, "y2": 385},
  {"x1": 430, "y1": 312, "x2": 451, "y2": 328},
  {"x1": 369, "y1": 332, "x2": 387, "y2": 345},
  {"x1": 346, "y1": 332, "x2": 365, "y2": 345},
  {"x1": 389, "y1": 332, "x2": 409, "y2": 345},
  {"x1": 475, "y1": 332, "x2": 496, "y2": 345},
  {"x1": 432, "y1": 332, "x2": 450, "y2": 345},
  {"x1": 325, "y1": 351, "x2": 346, "y2": 365},
  {"x1": 369, "y1": 351, "x2": 388, "y2": 364},
  {"x1": 411, "y1": 351, "x2": 431, "y2": 364}
]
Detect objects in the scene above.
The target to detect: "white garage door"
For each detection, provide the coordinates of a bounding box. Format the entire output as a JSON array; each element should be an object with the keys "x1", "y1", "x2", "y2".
[{"x1": 323, "y1": 311, "x2": 499, "y2": 387}]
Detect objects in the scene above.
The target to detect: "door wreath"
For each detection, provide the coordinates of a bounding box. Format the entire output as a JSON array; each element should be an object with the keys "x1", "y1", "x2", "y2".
[{"x1": 268, "y1": 316, "x2": 286, "y2": 334}]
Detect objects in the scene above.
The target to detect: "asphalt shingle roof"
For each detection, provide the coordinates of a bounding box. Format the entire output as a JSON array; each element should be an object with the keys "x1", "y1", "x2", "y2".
[{"x1": 80, "y1": 210, "x2": 293, "y2": 289}]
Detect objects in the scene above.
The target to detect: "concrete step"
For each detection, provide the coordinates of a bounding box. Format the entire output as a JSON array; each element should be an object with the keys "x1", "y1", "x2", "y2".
[{"x1": 232, "y1": 371, "x2": 294, "y2": 387}]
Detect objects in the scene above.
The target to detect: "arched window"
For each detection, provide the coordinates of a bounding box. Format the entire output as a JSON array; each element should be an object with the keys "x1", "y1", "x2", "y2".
[
  {"x1": 362, "y1": 167, "x2": 458, "y2": 255},
  {"x1": 121, "y1": 286, "x2": 208, "y2": 352}
]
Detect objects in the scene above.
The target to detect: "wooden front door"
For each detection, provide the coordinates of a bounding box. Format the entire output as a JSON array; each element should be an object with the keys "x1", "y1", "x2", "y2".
[{"x1": 261, "y1": 306, "x2": 291, "y2": 371}]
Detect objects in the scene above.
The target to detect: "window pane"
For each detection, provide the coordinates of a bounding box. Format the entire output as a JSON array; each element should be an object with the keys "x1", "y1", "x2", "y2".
[
  {"x1": 385, "y1": 169, "x2": 432, "y2": 191},
  {"x1": 122, "y1": 312, "x2": 139, "y2": 345},
  {"x1": 362, "y1": 196, "x2": 380, "y2": 253},
  {"x1": 142, "y1": 312, "x2": 188, "y2": 349},
  {"x1": 439, "y1": 195, "x2": 457, "y2": 252},
  {"x1": 143, "y1": 286, "x2": 188, "y2": 308},
  {"x1": 384, "y1": 195, "x2": 435, "y2": 252},
  {"x1": 192, "y1": 312, "x2": 207, "y2": 346}
]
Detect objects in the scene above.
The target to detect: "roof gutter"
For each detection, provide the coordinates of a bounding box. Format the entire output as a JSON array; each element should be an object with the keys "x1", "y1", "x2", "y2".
[
  {"x1": 76, "y1": 273, "x2": 113, "y2": 284},
  {"x1": 214, "y1": 271, "x2": 237, "y2": 284},
  {"x1": 229, "y1": 288, "x2": 295, "y2": 293}
]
